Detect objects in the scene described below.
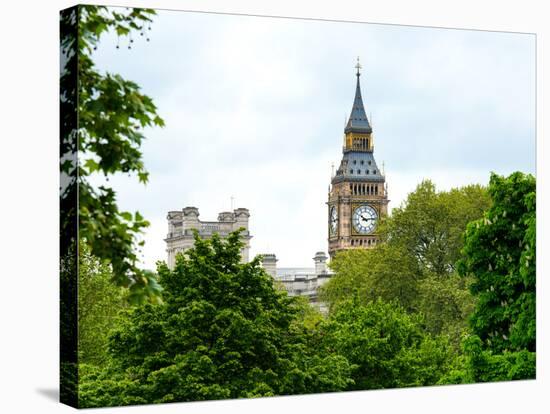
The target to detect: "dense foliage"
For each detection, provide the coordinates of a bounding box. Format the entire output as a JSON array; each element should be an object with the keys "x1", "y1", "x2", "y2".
[
  {"x1": 320, "y1": 298, "x2": 452, "y2": 390},
  {"x1": 78, "y1": 232, "x2": 354, "y2": 407},
  {"x1": 458, "y1": 172, "x2": 536, "y2": 353},
  {"x1": 75, "y1": 172, "x2": 535, "y2": 407},
  {"x1": 320, "y1": 181, "x2": 490, "y2": 346},
  {"x1": 78, "y1": 242, "x2": 127, "y2": 365},
  {"x1": 445, "y1": 172, "x2": 536, "y2": 383},
  {"x1": 60, "y1": 5, "x2": 164, "y2": 303},
  {"x1": 383, "y1": 181, "x2": 491, "y2": 276}
]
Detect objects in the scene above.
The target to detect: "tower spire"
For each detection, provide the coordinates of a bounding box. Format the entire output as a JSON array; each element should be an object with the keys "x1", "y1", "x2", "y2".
[
  {"x1": 355, "y1": 56, "x2": 362, "y2": 76},
  {"x1": 345, "y1": 57, "x2": 372, "y2": 134}
]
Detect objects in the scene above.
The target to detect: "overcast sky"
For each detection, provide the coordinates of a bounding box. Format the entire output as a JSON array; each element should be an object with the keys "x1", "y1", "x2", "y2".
[{"x1": 91, "y1": 8, "x2": 535, "y2": 269}]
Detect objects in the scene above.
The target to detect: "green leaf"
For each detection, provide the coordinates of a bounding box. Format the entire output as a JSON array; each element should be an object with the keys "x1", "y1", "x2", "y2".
[
  {"x1": 119, "y1": 211, "x2": 132, "y2": 221},
  {"x1": 84, "y1": 158, "x2": 100, "y2": 173}
]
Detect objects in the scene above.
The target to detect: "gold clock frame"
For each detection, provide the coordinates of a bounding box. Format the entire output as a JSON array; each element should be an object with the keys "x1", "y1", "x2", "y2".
[{"x1": 350, "y1": 203, "x2": 379, "y2": 236}]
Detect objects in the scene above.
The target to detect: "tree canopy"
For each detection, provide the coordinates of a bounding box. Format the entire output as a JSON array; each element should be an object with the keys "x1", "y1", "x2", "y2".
[
  {"x1": 437, "y1": 172, "x2": 536, "y2": 384},
  {"x1": 381, "y1": 180, "x2": 491, "y2": 276},
  {"x1": 319, "y1": 297, "x2": 452, "y2": 390},
  {"x1": 60, "y1": 5, "x2": 164, "y2": 303},
  {"x1": 320, "y1": 180, "x2": 490, "y2": 344},
  {"x1": 74, "y1": 172, "x2": 536, "y2": 407},
  {"x1": 78, "y1": 231, "x2": 354, "y2": 407},
  {"x1": 78, "y1": 242, "x2": 127, "y2": 366},
  {"x1": 459, "y1": 172, "x2": 535, "y2": 352}
]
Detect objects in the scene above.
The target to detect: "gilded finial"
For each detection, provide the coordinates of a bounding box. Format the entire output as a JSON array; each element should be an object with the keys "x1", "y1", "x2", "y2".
[{"x1": 355, "y1": 56, "x2": 362, "y2": 76}]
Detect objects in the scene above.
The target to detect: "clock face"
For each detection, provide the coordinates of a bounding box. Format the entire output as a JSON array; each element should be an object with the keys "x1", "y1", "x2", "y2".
[
  {"x1": 352, "y1": 205, "x2": 378, "y2": 234},
  {"x1": 329, "y1": 206, "x2": 338, "y2": 235}
]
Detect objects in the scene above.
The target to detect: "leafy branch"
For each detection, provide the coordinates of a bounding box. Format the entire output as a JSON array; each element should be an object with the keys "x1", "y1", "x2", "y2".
[{"x1": 60, "y1": 5, "x2": 165, "y2": 303}]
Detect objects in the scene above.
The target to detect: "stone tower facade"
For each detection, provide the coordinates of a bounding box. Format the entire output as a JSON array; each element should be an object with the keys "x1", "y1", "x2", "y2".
[
  {"x1": 165, "y1": 206, "x2": 252, "y2": 269},
  {"x1": 328, "y1": 61, "x2": 389, "y2": 258}
]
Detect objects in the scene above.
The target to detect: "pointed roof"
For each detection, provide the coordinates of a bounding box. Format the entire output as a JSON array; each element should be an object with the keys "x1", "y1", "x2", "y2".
[{"x1": 345, "y1": 60, "x2": 372, "y2": 134}]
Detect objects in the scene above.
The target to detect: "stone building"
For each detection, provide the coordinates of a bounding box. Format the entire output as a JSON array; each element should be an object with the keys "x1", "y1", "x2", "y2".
[
  {"x1": 327, "y1": 59, "x2": 389, "y2": 258},
  {"x1": 261, "y1": 252, "x2": 333, "y2": 313},
  {"x1": 165, "y1": 206, "x2": 252, "y2": 269}
]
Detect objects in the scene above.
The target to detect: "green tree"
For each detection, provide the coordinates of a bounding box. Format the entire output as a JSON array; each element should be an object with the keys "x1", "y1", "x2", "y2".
[
  {"x1": 439, "y1": 336, "x2": 535, "y2": 385},
  {"x1": 78, "y1": 231, "x2": 354, "y2": 407},
  {"x1": 440, "y1": 172, "x2": 536, "y2": 384},
  {"x1": 320, "y1": 181, "x2": 489, "y2": 342},
  {"x1": 78, "y1": 242, "x2": 127, "y2": 366},
  {"x1": 60, "y1": 242, "x2": 78, "y2": 405},
  {"x1": 320, "y1": 298, "x2": 452, "y2": 390},
  {"x1": 458, "y1": 171, "x2": 536, "y2": 354},
  {"x1": 60, "y1": 5, "x2": 164, "y2": 303},
  {"x1": 416, "y1": 272, "x2": 475, "y2": 348},
  {"x1": 322, "y1": 243, "x2": 421, "y2": 313},
  {"x1": 382, "y1": 181, "x2": 490, "y2": 276}
]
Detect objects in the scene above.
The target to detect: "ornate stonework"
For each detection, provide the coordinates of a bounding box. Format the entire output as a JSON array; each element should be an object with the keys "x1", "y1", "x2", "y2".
[
  {"x1": 328, "y1": 60, "x2": 389, "y2": 257},
  {"x1": 165, "y1": 206, "x2": 252, "y2": 269}
]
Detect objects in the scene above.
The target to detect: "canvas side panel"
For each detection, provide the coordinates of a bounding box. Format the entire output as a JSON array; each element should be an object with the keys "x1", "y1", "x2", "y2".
[{"x1": 59, "y1": 5, "x2": 79, "y2": 408}]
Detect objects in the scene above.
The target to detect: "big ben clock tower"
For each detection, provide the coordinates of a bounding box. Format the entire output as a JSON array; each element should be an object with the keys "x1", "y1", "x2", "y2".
[{"x1": 328, "y1": 59, "x2": 389, "y2": 258}]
